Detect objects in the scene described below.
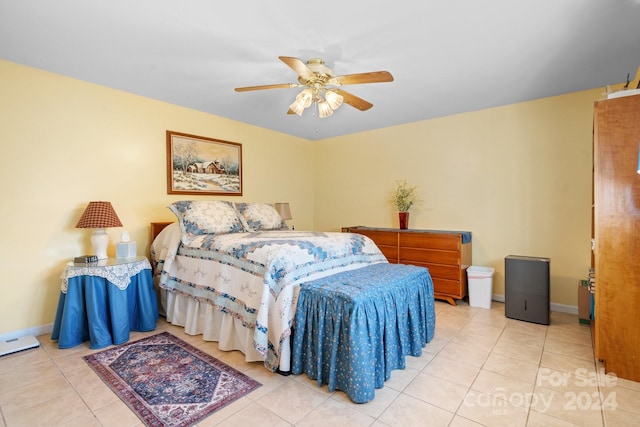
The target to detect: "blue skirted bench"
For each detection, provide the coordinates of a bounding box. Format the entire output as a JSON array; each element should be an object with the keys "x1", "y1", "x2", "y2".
[{"x1": 291, "y1": 262, "x2": 436, "y2": 403}]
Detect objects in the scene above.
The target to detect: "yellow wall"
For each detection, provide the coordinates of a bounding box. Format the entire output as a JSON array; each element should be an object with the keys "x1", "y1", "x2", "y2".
[
  {"x1": 0, "y1": 58, "x2": 607, "y2": 336},
  {"x1": 0, "y1": 60, "x2": 313, "y2": 335},
  {"x1": 314, "y1": 89, "x2": 603, "y2": 307}
]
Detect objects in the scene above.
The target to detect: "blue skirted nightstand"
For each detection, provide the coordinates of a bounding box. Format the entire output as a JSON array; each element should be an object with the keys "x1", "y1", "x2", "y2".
[{"x1": 51, "y1": 256, "x2": 159, "y2": 349}]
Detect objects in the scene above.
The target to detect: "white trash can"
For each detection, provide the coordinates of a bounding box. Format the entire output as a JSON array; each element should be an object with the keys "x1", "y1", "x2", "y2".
[{"x1": 467, "y1": 266, "x2": 495, "y2": 309}]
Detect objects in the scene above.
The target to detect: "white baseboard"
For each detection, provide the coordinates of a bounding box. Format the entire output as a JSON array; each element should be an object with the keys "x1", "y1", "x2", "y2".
[
  {"x1": 491, "y1": 294, "x2": 578, "y2": 315},
  {"x1": 0, "y1": 323, "x2": 53, "y2": 343}
]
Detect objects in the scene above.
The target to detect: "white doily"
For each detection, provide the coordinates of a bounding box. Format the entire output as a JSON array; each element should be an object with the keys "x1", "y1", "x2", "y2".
[{"x1": 61, "y1": 258, "x2": 151, "y2": 293}]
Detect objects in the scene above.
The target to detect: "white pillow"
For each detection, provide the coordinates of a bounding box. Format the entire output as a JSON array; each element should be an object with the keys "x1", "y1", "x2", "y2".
[
  {"x1": 168, "y1": 200, "x2": 245, "y2": 244},
  {"x1": 234, "y1": 202, "x2": 288, "y2": 231}
]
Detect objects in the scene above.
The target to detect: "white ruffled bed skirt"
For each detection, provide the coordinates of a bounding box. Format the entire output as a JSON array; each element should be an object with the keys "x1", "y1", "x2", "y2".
[{"x1": 161, "y1": 290, "x2": 292, "y2": 371}]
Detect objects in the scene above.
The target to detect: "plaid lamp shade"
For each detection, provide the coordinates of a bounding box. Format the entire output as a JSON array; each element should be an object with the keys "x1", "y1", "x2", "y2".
[{"x1": 75, "y1": 201, "x2": 123, "y2": 228}]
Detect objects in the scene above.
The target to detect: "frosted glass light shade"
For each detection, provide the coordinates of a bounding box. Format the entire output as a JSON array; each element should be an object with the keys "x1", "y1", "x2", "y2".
[
  {"x1": 318, "y1": 101, "x2": 333, "y2": 118},
  {"x1": 325, "y1": 90, "x2": 343, "y2": 110}
]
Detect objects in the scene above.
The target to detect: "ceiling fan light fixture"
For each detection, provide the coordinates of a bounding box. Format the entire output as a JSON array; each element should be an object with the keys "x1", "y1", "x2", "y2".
[
  {"x1": 296, "y1": 88, "x2": 313, "y2": 107},
  {"x1": 289, "y1": 99, "x2": 306, "y2": 116},
  {"x1": 318, "y1": 101, "x2": 333, "y2": 118},
  {"x1": 324, "y1": 90, "x2": 343, "y2": 110},
  {"x1": 289, "y1": 88, "x2": 313, "y2": 115}
]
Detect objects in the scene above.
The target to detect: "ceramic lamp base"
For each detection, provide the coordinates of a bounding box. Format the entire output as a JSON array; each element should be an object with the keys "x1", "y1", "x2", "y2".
[{"x1": 91, "y1": 228, "x2": 109, "y2": 260}]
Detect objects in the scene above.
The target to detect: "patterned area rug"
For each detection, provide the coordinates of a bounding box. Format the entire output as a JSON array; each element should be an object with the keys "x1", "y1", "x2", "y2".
[{"x1": 83, "y1": 332, "x2": 261, "y2": 427}]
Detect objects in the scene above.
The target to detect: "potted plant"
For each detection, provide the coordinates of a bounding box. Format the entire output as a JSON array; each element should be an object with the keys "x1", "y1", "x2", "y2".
[{"x1": 389, "y1": 179, "x2": 420, "y2": 229}]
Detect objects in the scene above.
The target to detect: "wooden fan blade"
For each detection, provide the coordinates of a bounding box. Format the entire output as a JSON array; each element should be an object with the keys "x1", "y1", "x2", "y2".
[
  {"x1": 279, "y1": 56, "x2": 315, "y2": 79},
  {"x1": 334, "y1": 89, "x2": 373, "y2": 111},
  {"x1": 329, "y1": 71, "x2": 394, "y2": 86},
  {"x1": 234, "y1": 83, "x2": 297, "y2": 92}
]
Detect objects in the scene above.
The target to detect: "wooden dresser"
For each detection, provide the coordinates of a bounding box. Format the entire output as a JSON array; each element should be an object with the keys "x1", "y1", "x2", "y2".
[{"x1": 344, "y1": 226, "x2": 472, "y2": 305}]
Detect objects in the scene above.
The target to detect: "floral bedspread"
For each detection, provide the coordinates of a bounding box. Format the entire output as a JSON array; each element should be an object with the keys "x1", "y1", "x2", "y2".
[{"x1": 151, "y1": 224, "x2": 387, "y2": 370}]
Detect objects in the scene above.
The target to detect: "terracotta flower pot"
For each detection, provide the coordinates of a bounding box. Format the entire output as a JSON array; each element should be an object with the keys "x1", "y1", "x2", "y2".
[{"x1": 399, "y1": 212, "x2": 409, "y2": 230}]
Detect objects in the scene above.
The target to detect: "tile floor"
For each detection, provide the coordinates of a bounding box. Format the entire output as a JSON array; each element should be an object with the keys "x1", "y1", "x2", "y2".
[{"x1": 1, "y1": 301, "x2": 639, "y2": 426}]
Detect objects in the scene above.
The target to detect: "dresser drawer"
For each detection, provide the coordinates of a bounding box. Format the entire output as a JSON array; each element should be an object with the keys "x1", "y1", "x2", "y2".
[
  {"x1": 399, "y1": 260, "x2": 461, "y2": 280},
  {"x1": 432, "y1": 277, "x2": 466, "y2": 299},
  {"x1": 353, "y1": 229, "x2": 398, "y2": 246},
  {"x1": 400, "y1": 248, "x2": 460, "y2": 266},
  {"x1": 378, "y1": 246, "x2": 398, "y2": 263},
  {"x1": 400, "y1": 232, "x2": 460, "y2": 250}
]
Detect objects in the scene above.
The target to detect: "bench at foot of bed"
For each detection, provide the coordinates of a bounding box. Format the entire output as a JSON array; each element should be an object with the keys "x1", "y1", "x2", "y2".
[{"x1": 291, "y1": 262, "x2": 436, "y2": 403}]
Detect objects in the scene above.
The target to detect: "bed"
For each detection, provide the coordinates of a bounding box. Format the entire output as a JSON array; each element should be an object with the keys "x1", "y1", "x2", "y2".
[{"x1": 150, "y1": 200, "x2": 389, "y2": 372}]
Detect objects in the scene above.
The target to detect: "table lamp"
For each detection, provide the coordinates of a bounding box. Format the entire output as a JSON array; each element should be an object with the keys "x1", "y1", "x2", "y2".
[
  {"x1": 274, "y1": 202, "x2": 293, "y2": 230},
  {"x1": 75, "y1": 201, "x2": 123, "y2": 259}
]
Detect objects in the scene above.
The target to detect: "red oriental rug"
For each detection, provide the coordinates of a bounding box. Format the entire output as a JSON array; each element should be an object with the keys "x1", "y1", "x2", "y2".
[{"x1": 83, "y1": 332, "x2": 261, "y2": 427}]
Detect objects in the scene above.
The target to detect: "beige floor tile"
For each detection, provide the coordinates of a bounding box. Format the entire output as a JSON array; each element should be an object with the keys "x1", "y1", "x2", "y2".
[
  {"x1": 0, "y1": 347, "x2": 50, "y2": 375},
  {"x1": 471, "y1": 369, "x2": 535, "y2": 408},
  {"x1": 255, "y1": 379, "x2": 328, "y2": 424},
  {"x1": 77, "y1": 378, "x2": 120, "y2": 411},
  {"x1": 603, "y1": 407, "x2": 639, "y2": 426},
  {"x1": 604, "y1": 384, "x2": 640, "y2": 415},
  {"x1": 92, "y1": 396, "x2": 144, "y2": 427},
  {"x1": 331, "y1": 382, "x2": 400, "y2": 419},
  {"x1": 207, "y1": 402, "x2": 289, "y2": 427},
  {"x1": 0, "y1": 358, "x2": 62, "y2": 394},
  {"x1": 378, "y1": 393, "x2": 454, "y2": 427},
  {"x1": 437, "y1": 312, "x2": 472, "y2": 330},
  {"x1": 449, "y1": 332, "x2": 499, "y2": 353},
  {"x1": 431, "y1": 324, "x2": 461, "y2": 340},
  {"x1": 544, "y1": 337, "x2": 594, "y2": 361},
  {"x1": 500, "y1": 327, "x2": 547, "y2": 347},
  {"x1": 527, "y1": 408, "x2": 583, "y2": 426},
  {"x1": 60, "y1": 413, "x2": 103, "y2": 427},
  {"x1": 483, "y1": 352, "x2": 540, "y2": 384},
  {"x1": 469, "y1": 306, "x2": 509, "y2": 329},
  {"x1": 404, "y1": 348, "x2": 436, "y2": 371},
  {"x1": 3, "y1": 389, "x2": 92, "y2": 427},
  {"x1": 422, "y1": 354, "x2": 481, "y2": 387},
  {"x1": 530, "y1": 385, "x2": 603, "y2": 427},
  {"x1": 540, "y1": 352, "x2": 597, "y2": 379},
  {"x1": 404, "y1": 372, "x2": 468, "y2": 412},
  {"x1": 546, "y1": 327, "x2": 593, "y2": 347},
  {"x1": 196, "y1": 396, "x2": 253, "y2": 427},
  {"x1": 0, "y1": 373, "x2": 74, "y2": 415},
  {"x1": 296, "y1": 397, "x2": 376, "y2": 426},
  {"x1": 61, "y1": 362, "x2": 101, "y2": 389},
  {"x1": 448, "y1": 415, "x2": 485, "y2": 426},
  {"x1": 505, "y1": 319, "x2": 549, "y2": 337},
  {"x1": 241, "y1": 364, "x2": 289, "y2": 400},
  {"x1": 492, "y1": 338, "x2": 543, "y2": 365},
  {"x1": 423, "y1": 336, "x2": 449, "y2": 353},
  {"x1": 384, "y1": 366, "x2": 420, "y2": 392},
  {"x1": 438, "y1": 341, "x2": 490, "y2": 368},
  {"x1": 457, "y1": 390, "x2": 529, "y2": 426}
]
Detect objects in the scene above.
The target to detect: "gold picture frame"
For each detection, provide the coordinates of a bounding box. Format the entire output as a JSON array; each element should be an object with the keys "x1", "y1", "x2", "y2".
[{"x1": 166, "y1": 130, "x2": 243, "y2": 196}]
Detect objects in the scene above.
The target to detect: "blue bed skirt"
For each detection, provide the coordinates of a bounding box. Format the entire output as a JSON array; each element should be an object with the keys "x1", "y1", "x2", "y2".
[{"x1": 292, "y1": 262, "x2": 435, "y2": 403}]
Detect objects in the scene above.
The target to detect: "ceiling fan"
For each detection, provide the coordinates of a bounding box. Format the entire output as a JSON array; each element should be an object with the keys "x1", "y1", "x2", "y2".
[{"x1": 234, "y1": 56, "x2": 394, "y2": 118}]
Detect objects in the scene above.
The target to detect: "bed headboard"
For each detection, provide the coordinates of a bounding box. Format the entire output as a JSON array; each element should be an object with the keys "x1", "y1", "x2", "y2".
[{"x1": 150, "y1": 221, "x2": 174, "y2": 242}]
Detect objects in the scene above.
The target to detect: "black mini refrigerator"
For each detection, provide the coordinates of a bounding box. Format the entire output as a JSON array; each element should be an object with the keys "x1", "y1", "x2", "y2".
[{"x1": 505, "y1": 255, "x2": 550, "y2": 325}]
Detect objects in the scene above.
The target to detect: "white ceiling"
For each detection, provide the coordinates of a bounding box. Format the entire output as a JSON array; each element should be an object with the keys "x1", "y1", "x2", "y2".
[{"x1": 1, "y1": 1, "x2": 639, "y2": 140}]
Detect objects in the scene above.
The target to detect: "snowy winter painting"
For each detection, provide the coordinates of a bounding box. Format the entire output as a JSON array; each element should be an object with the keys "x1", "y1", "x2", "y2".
[{"x1": 166, "y1": 131, "x2": 242, "y2": 196}]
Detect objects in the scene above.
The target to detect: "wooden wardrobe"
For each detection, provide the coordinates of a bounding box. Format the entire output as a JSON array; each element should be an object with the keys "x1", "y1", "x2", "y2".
[{"x1": 593, "y1": 93, "x2": 640, "y2": 382}]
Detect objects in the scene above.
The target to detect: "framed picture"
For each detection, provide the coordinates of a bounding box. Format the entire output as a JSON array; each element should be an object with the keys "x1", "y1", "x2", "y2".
[{"x1": 166, "y1": 130, "x2": 243, "y2": 196}]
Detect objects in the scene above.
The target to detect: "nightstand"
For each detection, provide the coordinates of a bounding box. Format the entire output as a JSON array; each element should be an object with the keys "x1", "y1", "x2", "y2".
[{"x1": 51, "y1": 256, "x2": 159, "y2": 349}]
